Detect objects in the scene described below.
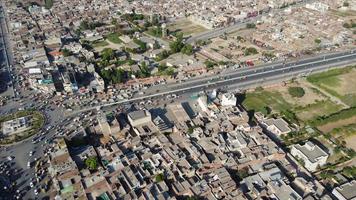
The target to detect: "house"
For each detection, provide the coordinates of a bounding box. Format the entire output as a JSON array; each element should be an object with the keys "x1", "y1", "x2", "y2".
[
  {"x1": 127, "y1": 110, "x2": 158, "y2": 135},
  {"x1": 261, "y1": 118, "x2": 291, "y2": 137},
  {"x1": 332, "y1": 180, "x2": 356, "y2": 200},
  {"x1": 291, "y1": 141, "x2": 328, "y2": 172}
]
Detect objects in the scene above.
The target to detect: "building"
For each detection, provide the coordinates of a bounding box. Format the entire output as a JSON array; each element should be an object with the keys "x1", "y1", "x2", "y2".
[
  {"x1": 332, "y1": 181, "x2": 356, "y2": 200},
  {"x1": 1, "y1": 117, "x2": 30, "y2": 136},
  {"x1": 220, "y1": 92, "x2": 237, "y2": 107},
  {"x1": 261, "y1": 118, "x2": 291, "y2": 137},
  {"x1": 127, "y1": 110, "x2": 158, "y2": 135},
  {"x1": 291, "y1": 141, "x2": 328, "y2": 172}
]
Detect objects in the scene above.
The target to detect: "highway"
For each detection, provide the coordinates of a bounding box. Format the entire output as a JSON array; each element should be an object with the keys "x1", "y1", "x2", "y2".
[
  {"x1": 0, "y1": 3, "x2": 15, "y2": 98},
  {"x1": 68, "y1": 49, "x2": 356, "y2": 116}
]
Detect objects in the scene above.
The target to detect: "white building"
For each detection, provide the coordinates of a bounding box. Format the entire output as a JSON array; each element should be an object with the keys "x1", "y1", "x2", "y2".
[
  {"x1": 305, "y1": 2, "x2": 329, "y2": 12},
  {"x1": 291, "y1": 141, "x2": 328, "y2": 172},
  {"x1": 261, "y1": 118, "x2": 291, "y2": 137},
  {"x1": 220, "y1": 92, "x2": 237, "y2": 107},
  {"x1": 127, "y1": 110, "x2": 152, "y2": 127}
]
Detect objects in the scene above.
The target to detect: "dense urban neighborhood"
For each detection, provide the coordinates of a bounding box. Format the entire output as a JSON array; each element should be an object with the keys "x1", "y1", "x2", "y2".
[{"x1": 0, "y1": 0, "x2": 356, "y2": 199}]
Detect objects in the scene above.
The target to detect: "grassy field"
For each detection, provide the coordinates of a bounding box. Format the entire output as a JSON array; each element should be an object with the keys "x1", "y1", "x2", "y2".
[
  {"x1": 242, "y1": 89, "x2": 291, "y2": 115},
  {"x1": 295, "y1": 100, "x2": 344, "y2": 122},
  {"x1": 242, "y1": 81, "x2": 344, "y2": 123},
  {"x1": 106, "y1": 33, "x2": 122, "y2": 44},
  {"x1": 307, "y1": 66, "x2": 356, "y2": 107},
  {"x1": 167, "y1": 18, "x2": 208, "y2": 36},
  {"x1": 92, "y1": 40, "x2": 109, "y2": 47}
]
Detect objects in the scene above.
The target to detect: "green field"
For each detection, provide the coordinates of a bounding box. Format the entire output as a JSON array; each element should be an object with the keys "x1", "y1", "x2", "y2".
[
  {"x1": 242, "y1": 90, "x2": 292, "y2": 115},
  {"x1": 307, "y1": 66, "x2": 356, "y2": 107},
  {"x1": 106, "y1": 33, "x2": 122, "y2": 44},
  {"x1": 92, "y1": 40, "x2": 109, "y2": 47},
  {"x1": 295, "y1": 100, "x2": 344, "y2": 122}
]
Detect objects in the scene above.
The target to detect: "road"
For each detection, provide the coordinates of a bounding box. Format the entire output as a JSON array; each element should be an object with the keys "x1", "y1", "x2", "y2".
[
  {"x1": 0, "y1": 4, "x2": 14, "y2": 98},
  {"x1": 67, "y1": 49, "x2": 356, "y2": 116}
]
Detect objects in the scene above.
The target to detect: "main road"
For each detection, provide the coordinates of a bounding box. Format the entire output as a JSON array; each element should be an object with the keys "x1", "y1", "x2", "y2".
[{"x1": 68, "y1": 49, "x2": 356, "y2": 116}]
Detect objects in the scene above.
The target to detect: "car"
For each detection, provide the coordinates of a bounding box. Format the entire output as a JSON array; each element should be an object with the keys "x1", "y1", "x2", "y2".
[
  {"x1": 29, "y1": 182, "x2": 34, "y2": 188},
  {"x1": 34, "y1": 189, "x2": 38, "y2": 195},
  {"x1": 29, "y1": 151, "x2": 33, "y2": 156},
  {"x1": 27, "y1": 162, "x2": 31, "y2": 168},
  {"x1": 7, "y1": 156, "x2": 13, "y2": 161}
]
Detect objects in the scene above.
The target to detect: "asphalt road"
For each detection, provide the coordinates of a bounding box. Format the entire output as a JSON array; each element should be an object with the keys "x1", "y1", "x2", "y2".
[{"x1": 68, "y1": 49, "x2": 356, "y2": 116}]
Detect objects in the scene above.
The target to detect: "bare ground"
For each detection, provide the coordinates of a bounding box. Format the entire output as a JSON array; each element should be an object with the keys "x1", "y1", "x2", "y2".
[{"x1": 318, "y1": 116, "x2": 356, "y2": 133}]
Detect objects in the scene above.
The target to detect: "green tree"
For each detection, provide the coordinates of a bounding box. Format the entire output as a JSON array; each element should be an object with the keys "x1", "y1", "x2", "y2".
[
  {"x1": 204, "y1": 60, "x2": 217, "y2": 70},
  {"x1": 181, "y1": 44, "x2": 193, "y2": 55},
  {"x1": 85, "y1": 157, "x2": 98, "y2": 170},
  {"x1": 61, "y1": 48, "x2": 72, "y2": 57},
  {"x1": 101, "y1": 48, "x2": 115, "y2": 62},
  {"x1": 44, "y1": 0, "x2": 54, "y2": 9},
  {"x1": 314, "y1": 38, "x2": 321, "y2": 44},
  {"x1": 246, "y1": 23, "x2": 256, "y2": 29},
  {"x1": 155, "y1": 173, "x2": 164, "y2": 182},
  {"x1": 169, "y1": 33, "x2": 185, "y2": 53},
  {"x1": 244, "y1": 47, "x2": 258, "y2": 56}
]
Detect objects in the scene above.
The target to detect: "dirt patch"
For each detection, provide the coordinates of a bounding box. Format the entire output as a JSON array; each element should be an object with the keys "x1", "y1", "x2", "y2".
[
  {"x1": 346, "y1": 135, "x2": 356, "y2": 151},
  {"x1": 167, "y1": 18, "x2": 208, "y2": 36},
  {"x1": 318, "y1": 116, "x2": 356, "y2": 133},
  {"x1": 330, "y1": 68, "x2": 356, "y2": 96}
]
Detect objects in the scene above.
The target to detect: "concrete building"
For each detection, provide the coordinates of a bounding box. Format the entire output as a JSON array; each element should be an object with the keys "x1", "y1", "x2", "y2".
[
  {"x1": 261, "y1": 118, "x2": 291, "y2": 137},
  {"x1": 332, "y1": 181, "x2": 356, "y2": 200},
  {"x1": 291, "y1": 141, "x2": 328, "y2": 172}
]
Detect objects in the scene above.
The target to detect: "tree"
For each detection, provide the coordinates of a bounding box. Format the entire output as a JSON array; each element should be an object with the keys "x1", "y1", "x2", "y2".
[
  {"x1": 169, "y1": 33, "x2": 185, "y2": 53},
  {"x1": 244, "y1": 47, "x2": 258, "y2": 56},
  {"x1": 61, "y1": 48, "x2": 72, "y2": 57},
  {"x1": 111, "y1": 18, "x2": 118, "y2": 25},
  {"x1": 155, "y1": 50, "x2": 170, "y2": 61},
  {"x1": 155, "y1": 173, "x2": 164, "y2": 182},
  {"x1": 246, "y1": 23, "x2": 256, "y2": 29},
  {"x1": 181, "y1": 44, "x2": 193, "y2": 55},
  {"x1": 44, "y1": 0, "x2": 54, "y2": 9},
  {"x1": 101, "y1": 48, "x2": 115, "y2": 62},
  {"x1": 85, "y1": 157, "x2": 98, "y2": 170},
  {"x1": 204, "y1": 60, "x2": 217, "y2": 70},
  {"x1": 138, "y1": 62, "x2": 150, "y2": 78},
  {"x1": 288, "y1": 87, "x2": 305, "y2": 98},
  {"x1": 314, "y1": 38, "x2": 321, "y2": 44}
]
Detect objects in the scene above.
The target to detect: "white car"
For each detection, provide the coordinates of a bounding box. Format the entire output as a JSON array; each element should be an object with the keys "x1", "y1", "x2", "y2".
[
  {"x1": 7, "y1": 156, "x2": 13, "y2": 161},
  {"x1": 34, "y1": 189, "x2": 38, "y2": 195},
  {"x1": 29, "y1": 151, "x2": 33, "y2": 157},
  {"x1": 29, "y1": 182, "x2": 34, "y2": 188},
  {"x1": 27, "y1": 162, "x2": 31, "y2": 168}
]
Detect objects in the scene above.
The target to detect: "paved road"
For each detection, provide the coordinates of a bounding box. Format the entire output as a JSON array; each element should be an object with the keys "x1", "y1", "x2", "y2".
[
  {"x1": 0, "y1": 4, "x2": 14, "y2": 98},
  {"x1": 67, "y1": 49, "x2": 356, "y2": 116}
]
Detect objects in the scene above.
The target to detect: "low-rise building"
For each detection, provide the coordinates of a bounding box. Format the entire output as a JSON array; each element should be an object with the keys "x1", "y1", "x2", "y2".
[{"x1": 291, "y1": 141, "x2": 328, "y2": 172}]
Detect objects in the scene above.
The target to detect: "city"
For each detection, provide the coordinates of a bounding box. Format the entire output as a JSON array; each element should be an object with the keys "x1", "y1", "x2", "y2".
[{"x1": 0, "y1": 0, "x2": 355, "y2": 199}]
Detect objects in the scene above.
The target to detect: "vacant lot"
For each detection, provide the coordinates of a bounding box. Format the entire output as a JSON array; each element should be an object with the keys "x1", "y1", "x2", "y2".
[
  {"x1": 242, "y1": 80, "x2": 344, "y2": 123},
  {"x1": 346, "y1": 135, "x2": 356, "y2": 151},
  {"x1": 308, "y1": 66, "x2": 356, "y2": 106},
  {"x1": 295, "y1": 100, "x2": 343, "y2": 122},
  {"x1": 167, "y1": 18, "x2": 208, "y2": 36},
  {"x1": 318, "y1": 116, "x2": 356, "y2": 133},
  {"x1": 266, "y1": 81, "x2": 326, "y2": 108}
]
